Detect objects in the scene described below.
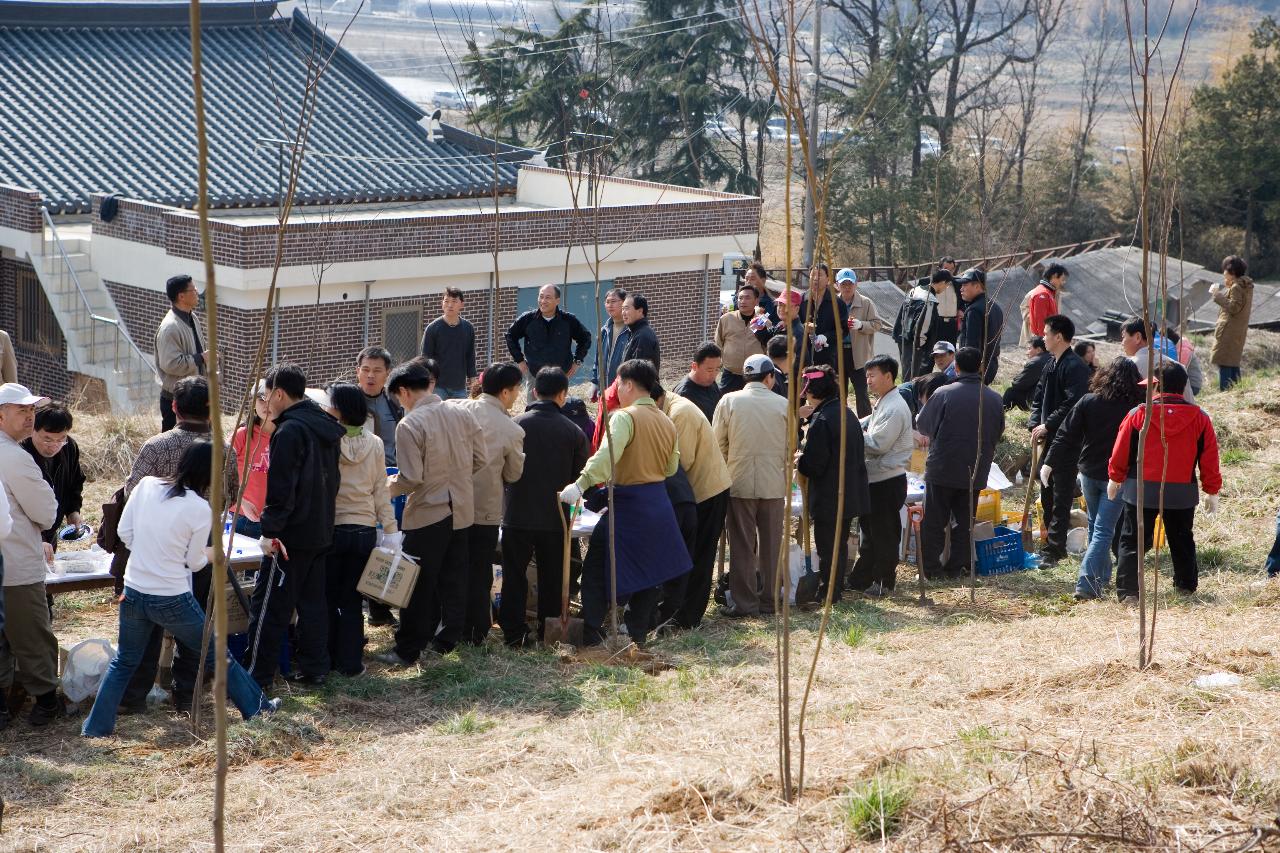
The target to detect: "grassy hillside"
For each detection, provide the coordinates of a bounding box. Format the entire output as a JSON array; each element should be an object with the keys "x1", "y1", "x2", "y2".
[{"x1": 4, "y1": 336, "x2": 1280, "y2": 850}]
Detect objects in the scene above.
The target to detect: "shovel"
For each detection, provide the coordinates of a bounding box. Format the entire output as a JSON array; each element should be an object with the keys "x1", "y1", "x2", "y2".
[
  {"x1": 1021, "y1": 441, "x2": 1041, "y2": 554},
  {"x1": 543, "y1": 498, "x2": 584, "y2": 647}
]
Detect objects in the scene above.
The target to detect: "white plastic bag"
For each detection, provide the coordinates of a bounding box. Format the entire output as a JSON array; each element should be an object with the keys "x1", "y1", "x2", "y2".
[{"x1": 61, "y1": 638, "x2": 115, "y2": 703}]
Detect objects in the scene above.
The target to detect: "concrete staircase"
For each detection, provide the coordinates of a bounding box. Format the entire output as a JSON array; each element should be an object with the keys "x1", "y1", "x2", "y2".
[{"x1": 27, "y1": 220, "x2": 158, "y2": 414}]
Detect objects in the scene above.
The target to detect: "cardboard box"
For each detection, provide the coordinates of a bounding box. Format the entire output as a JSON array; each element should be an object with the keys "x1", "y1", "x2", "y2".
[{"x1": 357, "y1": 547, "x2": 420, "y2": 609}]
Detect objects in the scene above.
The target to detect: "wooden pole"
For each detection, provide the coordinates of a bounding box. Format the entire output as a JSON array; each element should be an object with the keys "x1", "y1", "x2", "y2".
[{"x1": 187, "y1": 2, "x2": 229, "y2": 848}]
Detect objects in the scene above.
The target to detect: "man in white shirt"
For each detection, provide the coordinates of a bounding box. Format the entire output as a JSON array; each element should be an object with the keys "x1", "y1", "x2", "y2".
[
  {"x1": 848, "y1": 358, "x2": 915, "y2": 596},
  {"x1": 0, "y1": 384, "x2": 60, "y2": 728}
]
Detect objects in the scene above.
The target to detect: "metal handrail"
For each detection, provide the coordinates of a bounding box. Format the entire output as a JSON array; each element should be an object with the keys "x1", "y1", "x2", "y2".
[{"x1": 40, "y1": 208, "x2": 159, "y2": 380}]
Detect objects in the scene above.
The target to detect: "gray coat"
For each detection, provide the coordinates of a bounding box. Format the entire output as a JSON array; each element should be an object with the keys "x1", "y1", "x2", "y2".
[
  {"x1": 914, "y1": 374, "x2": 1005, "y2": 490},
  {"x1": 154, "y1": 308, "x2": 204, "y2": 393}
]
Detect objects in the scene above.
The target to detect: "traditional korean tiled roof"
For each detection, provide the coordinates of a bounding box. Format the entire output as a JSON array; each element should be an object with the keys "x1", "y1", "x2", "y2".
[{"x1": 0, "y1": 0, "x2": 528, "y2": 214}]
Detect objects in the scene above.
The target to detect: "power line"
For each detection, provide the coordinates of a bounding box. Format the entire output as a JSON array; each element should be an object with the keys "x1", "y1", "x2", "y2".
[
  {"x1": 363, "y1": 5, "x2": 747, "y2": 71},
  {"x1": 367, "y1": 12, "x2": 750, "y2": 76}
]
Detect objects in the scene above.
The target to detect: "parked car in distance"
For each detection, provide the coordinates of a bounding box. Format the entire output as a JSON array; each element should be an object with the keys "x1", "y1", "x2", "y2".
[
  {"x1": 765, "y1": 117, "x2": 800, "y2": 145},
  {"x1": 432, "y1": 90, "x2": 467, "y2": 110},
  {"x1": 919, "y1": 135, "x2": 941, "y2": 158},
  {"x1": 704, "y1": 119, "x2": 743, "y2": 143},
  {"x1": 817, "y1": 127, "x2": 856, "y2": 147}
]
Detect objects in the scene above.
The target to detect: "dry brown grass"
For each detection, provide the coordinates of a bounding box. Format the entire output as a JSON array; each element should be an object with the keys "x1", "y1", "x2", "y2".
[{"x1": 5, "y1": 338, "x2": 1280, "y2": 852}]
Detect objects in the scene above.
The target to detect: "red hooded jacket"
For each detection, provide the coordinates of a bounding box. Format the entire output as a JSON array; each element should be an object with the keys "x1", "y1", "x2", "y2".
[
  {"x1": 1108, "y1": 393, "x2": 1221, "y2": 509},
  {"x1": 1026, "y1": 282, "x2": 1058, "y2": 338}
]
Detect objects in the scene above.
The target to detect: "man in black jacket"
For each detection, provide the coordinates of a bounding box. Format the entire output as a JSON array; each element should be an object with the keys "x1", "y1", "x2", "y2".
[
  {"x1": 799, "y1": 264, "x2": 849, "y2": 370},
  {"x1": 505, "y1": 285, "x2": 593, "y2": 384},
  {"x1": 957, "y1": 269, "x2": 1004, "y2": 385},
  {"x1": 795, "y1": 365, "x2": 869, "y2": 602},
  {"x1": 246, "y1": 363, "x2": 345, "y2": 689},
  {"x1": 1002, "y1": 337, "x2": 1051, "y2": 410},
  {"x1": 620, "y1": 293, "x2": 661, "y2": 371},
  {"x1": 1029, "y1": 315, "x2": 1092, "y2": 564},
  {"x1": 915, "y1": 347, "x2": 1005, "y2": 580},
  {"x1": 21, "y1": 402, "x2": 86, "y2": 550},
  {"x1": 499, "y1": 368, "x2": 589, "y2": 646}
]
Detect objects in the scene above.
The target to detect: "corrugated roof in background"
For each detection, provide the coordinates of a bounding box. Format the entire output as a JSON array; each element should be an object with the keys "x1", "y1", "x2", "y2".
[{"x1": 0, "y1": 1, "x2": 526, "y2": 213}]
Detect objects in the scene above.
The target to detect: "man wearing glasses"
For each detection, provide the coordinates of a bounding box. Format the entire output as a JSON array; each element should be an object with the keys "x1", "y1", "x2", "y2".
[
  {"x1": 20, "y1": 402, "x2": 86, "y2": 558},
  {"x1": 154, "y1": 274, "x2": 208, "y2": 433}
]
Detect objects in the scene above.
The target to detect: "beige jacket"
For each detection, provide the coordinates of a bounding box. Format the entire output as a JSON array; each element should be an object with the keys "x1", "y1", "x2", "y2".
[
  {"x1": 713, "y1": 381, "x2": 790, "y2": 500},
  {"x1": 154, "y1": 308, "x2": 204, "y2": 394},
  {"x1": 0, "y1": 329, "x2": 16, "y2": 384},
  {"x1": 1211, "y1": 276, "x2": 1253, "y2": 368},
  {"x1": 714, "y1": 310, "x2": 764, "y2": 375},
  {"x1": 391, "y1": 394, "x2": 486, "y2": 530},
  {"x1": 454, "y1": 394, "x2": 526, "y2": 526},
  {"x1": 0, "y1": 431, "x2": 58, "y2": 586},
  {"x1": 844, "y1": 291, "x2": 885, "y2": 369},
  {"x1": 662, "y1": 393, "x2": 731, "y2": 503},
  {"x1": 335, "y1": 430, "x2": 397, "y2": 532}
]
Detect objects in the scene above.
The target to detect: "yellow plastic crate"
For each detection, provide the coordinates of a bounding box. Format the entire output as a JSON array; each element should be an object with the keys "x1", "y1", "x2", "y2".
[{"x1": 975, "y1": 489, "x2": 1001, "y2": 524}]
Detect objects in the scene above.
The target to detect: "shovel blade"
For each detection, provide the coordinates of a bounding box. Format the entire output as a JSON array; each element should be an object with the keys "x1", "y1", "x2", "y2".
[{"x1": 543, "y1": 616, "x2": 584, "y2": 648}]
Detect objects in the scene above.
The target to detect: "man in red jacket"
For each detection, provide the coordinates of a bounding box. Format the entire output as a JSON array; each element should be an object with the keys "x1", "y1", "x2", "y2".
[
  {"x1": 1107, "y1": 360, "x2": 1221, "y2": 601},
  {"x1": 1022, "y1": 263, "x2": 1067, "y2": 343}
]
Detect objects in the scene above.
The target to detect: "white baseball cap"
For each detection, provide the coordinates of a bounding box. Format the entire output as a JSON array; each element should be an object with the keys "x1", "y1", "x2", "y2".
[
  {"x1": 743, "y1": 354, "x2": 776, "y2": 377},
  {"x1": 0, "y1": 383, "x2": 50, "y2": 407},
  {"x1": 836, "y1": 268, "x2": 858, "y2": 284}
]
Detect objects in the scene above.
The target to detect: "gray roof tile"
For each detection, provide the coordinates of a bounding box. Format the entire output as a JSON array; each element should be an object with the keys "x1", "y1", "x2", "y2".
[{"x1": 0, "y1": 0, "x2": 524, "y2": 213}]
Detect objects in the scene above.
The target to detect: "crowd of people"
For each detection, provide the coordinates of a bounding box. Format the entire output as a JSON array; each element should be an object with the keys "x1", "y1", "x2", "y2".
[{"x1": 0, "y1": 251, "x2": 1269, "y2": 738}]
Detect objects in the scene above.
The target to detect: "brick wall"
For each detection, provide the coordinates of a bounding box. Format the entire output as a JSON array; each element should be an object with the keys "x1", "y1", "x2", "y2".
[
  {"x1": 91, "y1": 193, "x2": 761, "y2": 270},
  {"x1": 103, "y1": 274, "x2": 717, "y2": 410},
  {"x1": 0, "y1": 184, "x2": 42, "y2": 233},
  {"x1": 613, "y1": 268, "x2": 717, "y2": 376},
  {"x1": 0, "y1": 256, "x2": 72, "y2": 401}
]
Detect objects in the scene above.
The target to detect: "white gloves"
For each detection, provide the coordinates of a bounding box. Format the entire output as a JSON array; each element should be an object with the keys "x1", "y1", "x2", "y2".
[
  {"x1": 1040, "y1": 465, "x2": 1053, "y2": 488},
  {"x1": 1204, "y1": 494, "x2": 1220, "y2": 514},
  {"x1": 849, "y1": 317, "x2": 863, "y2": 331},
  {"x1": 259, "y1": 536, "x2": 288, "y2": 560},
  {"x1": 559, "y1": 483, "x2": 583, "y2": 505},
  {"x1": 380, "y1": 530, "x2": 404, "y2": 551},
  {"x1": 813, "y1": 334, "x2": 829, "y2": 352},
  {"x1": 1106, "y1": 481, "x2": 1122, "y2": 501},
  {"x1": 1209, "y1": 282, "x2": 1221, "y2": 295}
]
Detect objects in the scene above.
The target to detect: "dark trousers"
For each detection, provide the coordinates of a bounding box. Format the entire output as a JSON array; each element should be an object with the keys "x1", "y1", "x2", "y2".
[
  {"x1": 851, "y1": 475, "x2": 907, "y2": 591},
  {"x1": 464, "y1": 524, "x2": 499, "y2": 645},
  {"x1": 159, "y1": 391, "x2": 176, "y2": 433},
  {"x1": 499, "y1": 527, "x2": 565, "y2": 642},
  {"x1": 245, "y1": 547, "x2": 328, "y2": 688},
  {"x1": 840, "y1": 348, "x2": 871, "y2": 417},
  {"x1": 1036, "y1": 450, "x2": 1077, "y2": 552},
  {"x1": 1116, "y1": 503, "x2": 1198, "y2": 597},
  {"x1": 672, "y1": 489, "x2": 729, "y2": 628},
  {"x1": 813, "y1": 511, "x2": 854, "y2": 601},
  {"x1": 121, "y1": 564, "x2": 211, "y2": 708},
  {"x1": 394, "y1": 518, "x2": 468, "y2": 660},
  {"x1": 982, "y1": 356, "x2": 1000, "y2": 386},
  {"x1": 1220, "y1": 365, "x2": 1241, "y2": 391},
  {"x1": 326, "y1": 524, "x2": 377, "y2": 676},
  {"x1": 579, "y1": 519, "x2": 661, "y2": 647},
  {"x1": 921, "y1": 484, "x2": 982, "y2": 579},
  {"x1": 718, "y1": 370, "x2": 745, "y2": 393},
  {"x1": 657, "y1": 501, "x2": 699, "y2": 627}
]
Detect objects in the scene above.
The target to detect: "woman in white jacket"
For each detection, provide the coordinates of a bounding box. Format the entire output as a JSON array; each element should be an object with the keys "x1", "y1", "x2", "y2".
[
  {"x1": 325, "y1": 384, "x2": 398, "y2": 677},
  {"x1": 83, "y1": 441, "x2": 278, "y2": 737}
]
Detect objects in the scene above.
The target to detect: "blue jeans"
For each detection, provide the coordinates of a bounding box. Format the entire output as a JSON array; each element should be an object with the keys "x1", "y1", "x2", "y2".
[
  {"x1": 1266, "y1": 509, "x2": 1280, "y2": 577},
  {"x1": 83, "y1": 588, "x2": 267, "y2": 737},
  {"x1": 437, "y1": 387, "x2": 470, "y2": 400},
  {"x1": 234, "y1": 515, "x2": 261, "y2": 538},
  {"x1": 1220, "y1": 365, "x2": 1241, "y2": 391},
  {"x1": 1076, "y1": 475, "x2": 1124, "y2": 598}
]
